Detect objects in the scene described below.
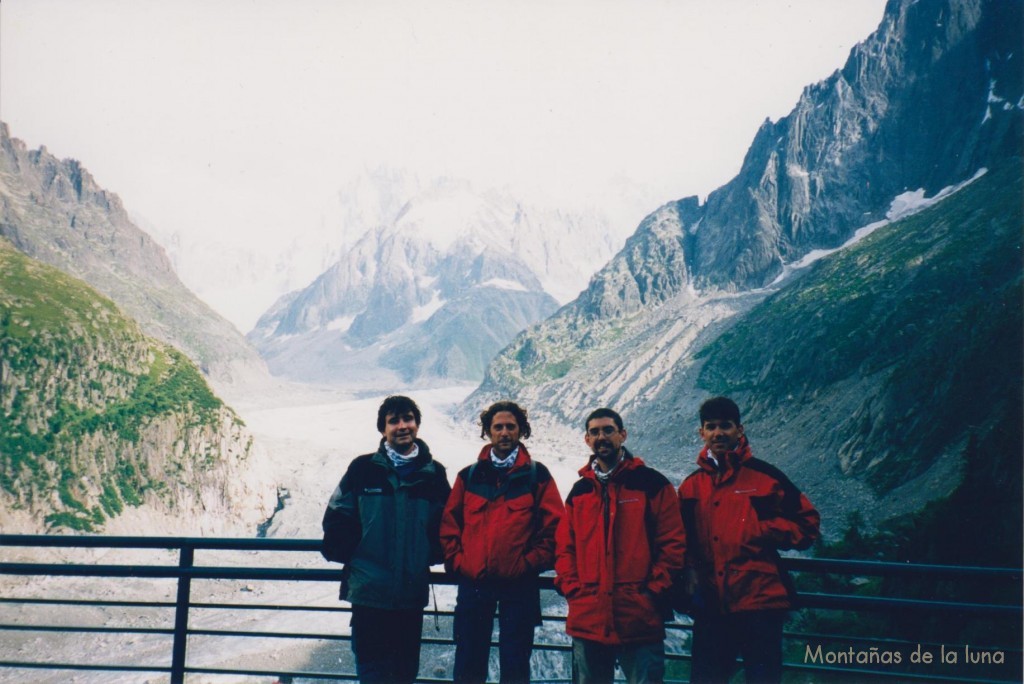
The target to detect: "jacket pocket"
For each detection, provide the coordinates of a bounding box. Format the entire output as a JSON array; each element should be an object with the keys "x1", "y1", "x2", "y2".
[
  {"x1": 567, "y1": 585, "x2": 603, "y2": 638},
  {"x1": 724, "y1": 560, "x2": 787, "y2": 608},
  {"x1": 615, "y1": 583, "x2": 661, "y2": 639}
]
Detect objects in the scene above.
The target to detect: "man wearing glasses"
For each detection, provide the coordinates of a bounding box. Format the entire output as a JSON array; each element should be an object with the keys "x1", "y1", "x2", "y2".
[
  {"x1": 555, "y1": 408, "x2": 686, "y2": 683},
  {"x1": 678, "y1": 396, "x2": 820, "y2": 683}
]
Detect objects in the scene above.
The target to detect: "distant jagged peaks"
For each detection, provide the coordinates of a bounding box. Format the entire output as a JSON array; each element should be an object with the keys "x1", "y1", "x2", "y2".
[
  {"x1": 146, "y1": 165, "x2": 427, "y2": 334},
  {"x1": 247, "y1": 176, "x2": 632, "y2": 385}
]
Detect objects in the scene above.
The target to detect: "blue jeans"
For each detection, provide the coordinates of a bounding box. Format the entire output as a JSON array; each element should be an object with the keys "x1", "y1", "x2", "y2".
[
  {"x1": 350, "y1": 604, "x2": 424, "y2": 684},
  {"x1": 571, "y1": 637, "x2": 665, "y2": 684},
  {"x1": 689, "y1": 609, "x2": 786, "y2": 684},
  {"x1": 453, "y1": 576, "x2": 541, "y2": 683}
]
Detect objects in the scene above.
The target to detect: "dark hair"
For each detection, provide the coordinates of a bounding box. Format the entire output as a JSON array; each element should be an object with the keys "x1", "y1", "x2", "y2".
[
  {"x1": 479, "y1": 401, "x2": 532, "y2": 440},
  {"x1": 376, "y1": 395, "x2": 422, "y2": 432},
  {"x1": 699, "y1": 396, "x2": 741, "y2": 425},
  {"x1": 584, "y1": 407, "x2": 624, "y2": 432}
]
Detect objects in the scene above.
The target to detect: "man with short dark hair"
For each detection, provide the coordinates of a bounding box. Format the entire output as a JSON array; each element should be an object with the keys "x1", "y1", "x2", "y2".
[
  {"x1": 555, "y1": 407, "x2": 686, "y2": 684},
  {"x1": 441, "y1": 400, "x2": 564, "y2": 684},
  {"x1": 678, "y1": 396, "x2": 820, "y2": 684},
  {"x1": 321, "y1": 395, "x2": 451, "y2": 684}
]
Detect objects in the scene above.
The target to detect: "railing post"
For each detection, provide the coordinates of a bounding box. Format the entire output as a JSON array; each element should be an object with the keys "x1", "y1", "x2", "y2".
[{"x1": 170, "y1": 545, "x2": 194, "y2": 684}]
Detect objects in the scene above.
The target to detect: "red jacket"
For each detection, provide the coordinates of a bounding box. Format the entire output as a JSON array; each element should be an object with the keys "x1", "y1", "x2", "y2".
[
  {"x1": 555, "y1": 451, "x2": 686, "y2": 645},
  {"x1": 677, "y1": 436, "x2": 820, "y2": 613},
  {"x1": 440, "y1": 444, "x2": 564, "y2": 580}
]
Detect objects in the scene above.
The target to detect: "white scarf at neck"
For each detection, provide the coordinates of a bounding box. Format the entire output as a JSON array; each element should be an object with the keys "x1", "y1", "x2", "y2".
[
  {"x1": 490, "y1": 445, "x2": 520, "y2": 469},
  {"x1": 592, "y1": 454, "x2": 622, "y2": 482},
  {"x1": 385, "y1": 441, "x2": 419, "y2": 467}
]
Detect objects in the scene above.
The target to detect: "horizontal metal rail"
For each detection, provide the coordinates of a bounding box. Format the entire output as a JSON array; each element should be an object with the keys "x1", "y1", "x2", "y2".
[
  {"x1": 0, "y1": 534, "x2": 1020, "y2": 683},
  {"x1": 786, "y1": 630, "x2": 1024, "y2": 656},
  {"x1": 0, "y1": 624, "x2": 173, "y2": 635},
  {"x1": 796, "y1": 592, "x2": 1021, "y2": 616},
  {"x1": 2, "y1": 561, "x2": 1015, "y2": 618},
  {"x1": 780, "y1": 556, "x2": 1023, "y2": 581}
]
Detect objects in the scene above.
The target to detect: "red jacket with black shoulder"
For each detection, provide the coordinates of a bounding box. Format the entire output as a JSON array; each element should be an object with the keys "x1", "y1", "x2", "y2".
[
  {"x1": 440, "y1": 444, "x2": 564, "y2": 580},
  {"x1": 677, "y1": 436, "x2": 820, "y2": 613},
  {"x1": 555, "y1": 451, "x2": 686, "y2": 645}
]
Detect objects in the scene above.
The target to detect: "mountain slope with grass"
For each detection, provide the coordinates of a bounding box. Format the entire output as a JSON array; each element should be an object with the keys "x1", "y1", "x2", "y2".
[
  {"x1": 0, "y1": 238, "x2": 276, "y2": 533},
  {"x1": 637, "y1": 162, "x2": 1022, "y2": 533}
]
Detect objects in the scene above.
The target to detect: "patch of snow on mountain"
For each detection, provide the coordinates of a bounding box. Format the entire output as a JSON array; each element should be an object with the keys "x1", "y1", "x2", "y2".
[
  {"x1": 412, "y1": 291, "x2": 446, "y2": 323},
  {"x1": 769, "y1": 168, "x2": 989, "y2": 286},
  {"x1": 480, "y1": 278, "x2": 529, "y2": 293},
  {"x1": 987, "y1": 79, "x2": 1004, "y2": 104},
  {"x1": 327, "y1": 315, "x2": 355, "y2": 332},
  {"x1": 786, "y1": 164, "x2": 810, "y2": 178}
]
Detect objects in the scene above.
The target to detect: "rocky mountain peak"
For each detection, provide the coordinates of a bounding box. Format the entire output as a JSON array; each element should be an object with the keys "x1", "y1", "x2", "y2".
[
  {"x1": 480, "y1": 0, "x2": 1020, "y2": 395},
  {"x1": 471, "y1": 0, "x2": 1022, "y2": 465},
  {"x1": 0, "y1": 122, "x2": 269, "y2": 389},
  {"x1": 247, "y1": 178, "x2": 633, "y2": 386}
]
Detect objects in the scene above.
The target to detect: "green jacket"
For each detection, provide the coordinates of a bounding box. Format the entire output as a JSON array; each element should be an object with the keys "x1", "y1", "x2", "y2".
[{"x1": 321, "y1": 439, "x2": 451, "y2": 609}]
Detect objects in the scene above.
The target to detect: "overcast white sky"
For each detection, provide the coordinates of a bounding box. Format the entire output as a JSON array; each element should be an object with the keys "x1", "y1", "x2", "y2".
[{"x1": 1, "y1": 0, "x2": 885, "y2": 254}]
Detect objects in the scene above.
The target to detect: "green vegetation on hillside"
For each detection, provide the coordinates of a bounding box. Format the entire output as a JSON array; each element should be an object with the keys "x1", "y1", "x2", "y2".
[
  {"x1": 691, "y1": 163, "x2": 1024, "y2": 666},
  {"x1": 696, "y1": 163, "x2": 1023, "y2": 495},
  {"x1": 1, "y1": 238, "x2": 227, "y2": 531},
  {"x1": 679, "y1": 166, "x2": 1024, "y2": 680}
]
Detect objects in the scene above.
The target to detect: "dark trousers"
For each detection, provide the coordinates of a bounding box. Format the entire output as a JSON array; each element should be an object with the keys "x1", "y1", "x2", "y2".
[
  {"x1": 572, "y1": 637, "x2": 666, "y2": 684},
  {"x1": 689, "y1": 609, "x2": 787, "y2": 684},
  {"x1": 350, "y1": 604, "x2": 424, "y2": 684},
  {"x1": 453, "y1": 577, "x2": 540, "y2": 684}
]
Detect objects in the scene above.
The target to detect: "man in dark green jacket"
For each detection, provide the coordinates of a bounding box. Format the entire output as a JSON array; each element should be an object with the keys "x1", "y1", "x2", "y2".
[{"x1": 322, "y1": 395, "x2": 451, "y2": 684}]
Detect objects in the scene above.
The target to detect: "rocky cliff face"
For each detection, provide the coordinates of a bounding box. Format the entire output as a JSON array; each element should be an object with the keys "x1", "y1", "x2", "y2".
[
  {"x1": 477, "y1": 0, "x2": 1021, "y2": 406},
  {"x1": 470, "y1": 0, "x2": 1023, "y2": 535},
  {"x1": 0, "y1": 238, "x2": 277, "y2": 534},
  {"x1": 249, "y1": 178, "x2": 629, "y2": 385},
  {"x1": 690, "y1": 0, "x2": 1019, "y2": 290},
  {"x1": 0, "y1": 123, "x2": 269, "y2": 389}
]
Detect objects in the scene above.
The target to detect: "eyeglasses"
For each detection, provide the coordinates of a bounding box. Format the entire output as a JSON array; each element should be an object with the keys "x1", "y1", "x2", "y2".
[{"x1": 587, "y1": 425, "x2": 619, "y2": 437}]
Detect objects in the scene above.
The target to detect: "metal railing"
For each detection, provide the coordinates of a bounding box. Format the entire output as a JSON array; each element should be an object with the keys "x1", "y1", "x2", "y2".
[{"x1": 0, "y1": 534, "x2": 1020, "y2": 683}]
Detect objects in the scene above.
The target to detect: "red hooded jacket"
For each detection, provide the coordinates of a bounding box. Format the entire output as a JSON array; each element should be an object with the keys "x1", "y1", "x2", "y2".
[
  {"x1": 441, "y1": 444, "x2": 564, "y2": 580},
  {"x1": 677, "y1": 436, "x2": 820, "y2": 613},
  {"x1": 555, "y1": 451, "x2": 686, "y2": 645}
]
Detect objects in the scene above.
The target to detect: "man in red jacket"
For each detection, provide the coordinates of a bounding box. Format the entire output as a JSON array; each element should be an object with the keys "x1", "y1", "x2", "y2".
[
  {"x1": 441, "y1": 401, "x2": 564, "y2": 684},
  {"x1": 678, "y1": 396, "x2": 820, "y2": 683},
  {"x1": 555, "y1": 407, "x2": 686, "y2": 684}
]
